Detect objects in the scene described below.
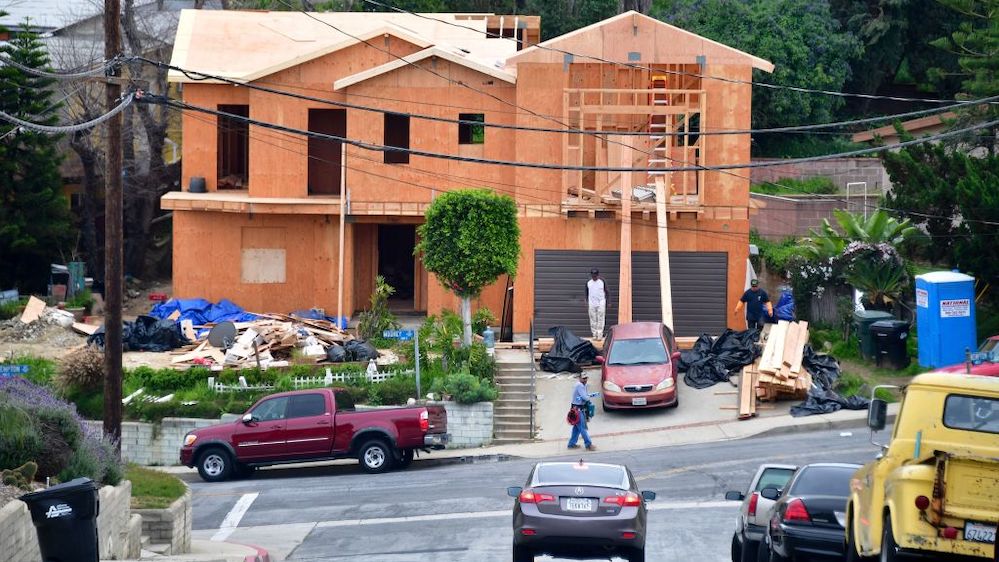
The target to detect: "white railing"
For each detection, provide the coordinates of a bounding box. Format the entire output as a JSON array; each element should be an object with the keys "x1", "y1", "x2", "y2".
[{"x1": 207, "y1": 368, "x2": 416, "y2": 393}]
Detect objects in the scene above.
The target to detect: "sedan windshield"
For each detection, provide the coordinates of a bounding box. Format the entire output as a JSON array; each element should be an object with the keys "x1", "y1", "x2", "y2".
[
  {"x1": 608, "y1": 337, "x2": 667, "y2": 366},
  {"x1": 536, "y1": 464, "x2": 629, "y2": 488}
]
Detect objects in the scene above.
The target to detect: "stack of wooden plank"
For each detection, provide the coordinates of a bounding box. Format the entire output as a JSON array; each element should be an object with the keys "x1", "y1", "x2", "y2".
[{"x1": 736, "y1": 320, "x2": 811, "y2": 419}]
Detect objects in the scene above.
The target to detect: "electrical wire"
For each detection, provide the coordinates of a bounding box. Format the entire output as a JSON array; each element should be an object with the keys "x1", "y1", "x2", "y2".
[
  {"x1": 363, "y1": 0, "x2": 999, "y2": 107},
  {"x1": 0, "y1": 54, "x2": 127, "y2": 80},
  {"x1": 0, "y1": 93, "x2": 135, "y2": 134}
]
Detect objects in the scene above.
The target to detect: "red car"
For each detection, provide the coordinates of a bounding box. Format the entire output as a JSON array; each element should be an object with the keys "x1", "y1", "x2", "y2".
[
  {"x1": 600, "y1": 322, "x2": 681, "y2": 410},
  {"x1": 937, "y1": 335, "x2": 999, "y2": 377},
  {"x1": 179, "y1": 388, "x2": 449, "y2": 481}
]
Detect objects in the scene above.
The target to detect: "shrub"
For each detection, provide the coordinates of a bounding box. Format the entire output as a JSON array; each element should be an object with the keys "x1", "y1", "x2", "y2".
[
  {"x1": 0, "y1": 399, "x2": 43, "y2": 472},
  {"x1": 65, "y1": 289, "x2": 94, "y2": 310},
  {"x1": 468, "y1": 342, "x2": 496, "y2": 382},
  {"x1": 751, "y1": 176, "x2": 838, "y2": 196},
  {"x1": 373, "y1": 375, "x2": 416, "y2": 405},
  {"x1": 357, "y1": 276, "x2": 400, "y2": 340},
  {"x1": 128, "y1": 366, "x2": 209, "y2": 393},
  {"x1": 429, "y1": 371, "x2": 497, "y2": 404},
  {"x1": 0, "y1": 297, "x2": 27, "y2": 320},
  {"x1": 8, "y1": 355, "x2": 57, "y2": 386},
  {"x1": 472, "y1": 307, "x2": 496, "y2": 335},
  {"x1": 56, "y1": 346, "x2": 105, "y2": 393},
  {"x1": 1, "y1": 462, "x2": 37, "y2": 489}
]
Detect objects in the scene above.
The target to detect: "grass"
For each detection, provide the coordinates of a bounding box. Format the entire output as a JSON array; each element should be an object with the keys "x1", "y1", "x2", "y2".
[
  {"x1": 126, "y1": 465, "x2": 186, "y2": 509},
  {"x1": 751, "y1": 176, "x2": 838, "y2": 196}
]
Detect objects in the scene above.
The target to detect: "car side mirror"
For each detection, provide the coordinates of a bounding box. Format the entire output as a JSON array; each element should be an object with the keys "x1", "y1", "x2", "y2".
[
  {"x1": 641, "y1": 490, "x2": 656, "y2": 502},
  {"x1": 725, "y1": 491, "x2": 744, "y2": 502},
  {"x1": 868, "y1": 399, "x2": 887, "y2": 432},
  {"x1": 760, "y1": 487, "x2": 780, "y2": 501},
  {"x1": 242, "y1": 413, "x2": 255, "y2": 424},
  {"x1": 671, "y1": 351, "x2": 681, "y2": 362},
  {"x1": 507, "y1": 486, "x2": 522, "y2": 498},
  {"x1": 594, "y1": 355, "x2": 605, "y2": 365}
]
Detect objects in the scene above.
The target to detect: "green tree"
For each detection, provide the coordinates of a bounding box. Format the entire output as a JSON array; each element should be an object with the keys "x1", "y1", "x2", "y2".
[
  {"x1": 802, "y1": 209, "x2": 924, "y2": 261},
  {"x1": 0, "y1": 22, "x2": 76, "y2": 292},
  {"x1": 416, "y1": 189, "x2": 520, "y2": 346},
  {"x1": 653, "y1": 0, "x2": 861, "y2": 154},
  {"x1": 524, "y1": 0, "x2": 618, "y2": 40}
]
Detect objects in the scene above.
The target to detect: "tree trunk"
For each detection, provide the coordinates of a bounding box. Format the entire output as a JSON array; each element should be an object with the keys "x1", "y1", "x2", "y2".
[
  {"x1": 70, "y1": 132, "x2": 103, "y2": 278},
  {"x1": 460, "y1": 296, "x2": 473, "y2": 347}
]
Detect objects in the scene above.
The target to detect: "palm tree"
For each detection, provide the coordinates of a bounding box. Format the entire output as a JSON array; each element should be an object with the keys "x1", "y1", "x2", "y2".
[{"x1": 803, "y1": 209, "x2": 924, "y2": 260}]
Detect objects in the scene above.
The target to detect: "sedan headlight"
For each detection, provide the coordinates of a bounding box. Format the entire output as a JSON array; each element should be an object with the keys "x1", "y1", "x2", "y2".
[
  {"x1": 655, "y1": 377, "x2": 674, "y2": 391},
  {"x1": 183, "y1": 434, "x2": 198, "y2": 447},
  {"x1": 603, "y1": 380, "x2": 622, "y2": 392}
]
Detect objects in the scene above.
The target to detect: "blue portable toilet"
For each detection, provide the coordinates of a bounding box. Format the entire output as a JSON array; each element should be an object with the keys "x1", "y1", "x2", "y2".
[{"x1": 915, "y1": 271, "x2": 977, "y2": 368}]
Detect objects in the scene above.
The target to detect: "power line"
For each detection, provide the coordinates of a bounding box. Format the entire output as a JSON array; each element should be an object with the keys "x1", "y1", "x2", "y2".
[
  {"x1": 0, "y1": 54, "x2": 127, "y2": 80},
  {"x1": 140, "y1": 94, "x2": 999, "y2": 173},
  {"x1": 0, "y1": 93, "x2": 135, "y2": 134},
  {"x1": 363, "y1": 0, "x2": 999, "y2": 108}
]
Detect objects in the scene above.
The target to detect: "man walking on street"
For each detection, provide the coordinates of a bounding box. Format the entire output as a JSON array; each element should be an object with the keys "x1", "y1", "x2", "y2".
[
  {"x1": 586, "y1": 268, "x2": 610, "y2": 340},
  {"x1": 734, "y1": 279, "x2": 773, "y2": 331},
  {"x1": 568, "y1": 373, "x2": 596, "y2": 451}
]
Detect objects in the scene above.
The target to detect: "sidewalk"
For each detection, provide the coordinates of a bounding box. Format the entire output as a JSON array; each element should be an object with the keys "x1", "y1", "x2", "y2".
[{"x1": 104, "y1": 539, "x2": 269, "y2": 562}]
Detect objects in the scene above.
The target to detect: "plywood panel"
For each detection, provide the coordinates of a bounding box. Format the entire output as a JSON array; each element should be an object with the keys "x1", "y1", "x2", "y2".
[{"x1": 241, "y1": 249, "x2": 287, "y2": 283}]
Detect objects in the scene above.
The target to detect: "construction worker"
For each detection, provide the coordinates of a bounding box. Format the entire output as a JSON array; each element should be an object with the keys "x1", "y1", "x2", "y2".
[
  {"x1": 734, "y1": 278, "x2": 773, "y2": 332},
  {"x1": 586, "y1": 268, "x2": 610, "y2": 340}
]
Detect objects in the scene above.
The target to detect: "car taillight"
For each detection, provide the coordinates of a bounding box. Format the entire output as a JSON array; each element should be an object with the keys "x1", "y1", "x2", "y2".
[
  {"x1": 915, "y1": 495, "x2": 930, "y2": 511},
  {"x1": 519, "y1": 489, "x2": 555, "y2": 504},
  {"x1": 419, "y1": 409, "x2": 429, "y2": 432},
  {"x1": 747, "y1": 492, "x2": 759, "y2": 516},
  {"x1": 603, "y1": 492, "x2": 641, "y2": 507},
  {"x1": 783, "y1": 499, "x2": 811, "y2": 522}
]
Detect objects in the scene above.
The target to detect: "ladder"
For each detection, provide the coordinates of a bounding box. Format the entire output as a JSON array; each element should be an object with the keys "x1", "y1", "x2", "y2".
[{"x1": 647, "y1": 75, "x2": 671, "y2": 185}]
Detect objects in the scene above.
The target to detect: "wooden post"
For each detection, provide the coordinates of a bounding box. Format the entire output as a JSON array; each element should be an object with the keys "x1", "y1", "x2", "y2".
[
  {"x1": 618, "y1": 135, "x2": 632, "y2": 324},
  {"x1": 102, "y1": 0, "x2": 123, "y2": 450},
  {"x1": 655, "y1": 176, "x2": 673, "y2": 328},
  {"x1": 337, "y1": 143, "x2": 346, "y2": 327}
]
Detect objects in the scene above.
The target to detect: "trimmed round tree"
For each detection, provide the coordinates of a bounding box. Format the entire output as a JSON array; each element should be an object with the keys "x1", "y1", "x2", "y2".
[{"x1": 416, "y1": 189, "x2": 520, "y2": 346}]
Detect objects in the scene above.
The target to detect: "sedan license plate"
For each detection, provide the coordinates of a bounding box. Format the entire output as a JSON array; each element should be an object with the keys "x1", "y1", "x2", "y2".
[
  {"x1": 566, "y1": 498, "x2": 593, "y2": 512},
  {"x1": 631, "y1": 397, "x2": 647, "y2": 406},
  {"x1": 964, "y1": 521, "x2": 996, "y2": 544}
]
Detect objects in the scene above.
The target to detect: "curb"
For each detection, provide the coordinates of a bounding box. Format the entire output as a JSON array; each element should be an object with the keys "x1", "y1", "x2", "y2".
[
  {"x1": 754, "y1": 411, "x2": 897, "y2": 439},
  {"x1": 230, "y1": 541, "x2": 270, "y2": 562}
]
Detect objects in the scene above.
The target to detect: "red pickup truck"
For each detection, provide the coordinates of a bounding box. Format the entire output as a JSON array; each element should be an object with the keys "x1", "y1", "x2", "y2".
[{"x1": 180, "y1": 388, "x2": 449, "y2": 482}]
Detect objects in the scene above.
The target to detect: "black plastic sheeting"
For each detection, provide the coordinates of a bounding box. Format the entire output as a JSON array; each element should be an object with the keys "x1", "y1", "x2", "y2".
[
  {"x1": 343, "y1": 339, "x2": 380, "y2": 362},
  {"x1": 87, "y1": 315, "x2": 189, "y2": 352},
  {"x1": 678, "y1": 328, "x2": 761, "y2": 389},
  {"x1": 540, "y1": 326, "x2": 598, "y2": 373},
  {"x1": 325, "y1": 343, "x2": 347, "y2": 362},
  {"x1": 790, "y1": 346, "x2": 870, "y2": 416}
]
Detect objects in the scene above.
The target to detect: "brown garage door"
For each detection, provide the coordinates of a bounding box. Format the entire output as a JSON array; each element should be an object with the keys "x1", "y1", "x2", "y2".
[{"x1": 533, "y1": 249, "x2": 728, "y2": 337}]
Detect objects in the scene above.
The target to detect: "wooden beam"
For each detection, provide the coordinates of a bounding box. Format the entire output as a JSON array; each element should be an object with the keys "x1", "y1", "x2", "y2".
[
  {"x1": 337, "y1": 145, "x2": 347, "y2": 327},
  {"x1": 618, "y1": 135, "x2": 633, "y2": 324},
  {"x1": 655, "y1": 176, "x2": 674, "y2": 329}
]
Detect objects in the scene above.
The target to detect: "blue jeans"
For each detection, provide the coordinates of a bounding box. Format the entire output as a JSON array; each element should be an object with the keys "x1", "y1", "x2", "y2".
[{"x1": 568, "y1": 407, "x2": 592, "y2": 448}]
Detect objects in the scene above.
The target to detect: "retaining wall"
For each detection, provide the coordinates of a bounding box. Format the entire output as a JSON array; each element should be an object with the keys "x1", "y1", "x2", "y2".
[
  {"x1": 0, "y1": 480, "x2": 140, "y2": 562},
  {"x1": 84, "y1": 418, "x2": 220, "y2": 466},
  {"x1": 750, "y1": 157, "x2": 891, "y2": 192},
  {"x1": 432, "y1": 401, "x2": 494, "y2": 448},
  {"x1": 134, "y1": 489, "x2": 192, "y2": 555}
]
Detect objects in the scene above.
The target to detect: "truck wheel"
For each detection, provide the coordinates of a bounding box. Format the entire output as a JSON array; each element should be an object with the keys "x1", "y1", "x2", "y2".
[
  {"x1": 398, "y1": 449, "x2": 414, "y2": 469},
  {"x1": 358, "y1": 440, "x2": 395, "y2": 474},
  {"x1": 880, "y1": 516, "x2": 901, "y2": 562},
  {"x1": 197, "y1": 447, "x2": 233, "y2": 482}
]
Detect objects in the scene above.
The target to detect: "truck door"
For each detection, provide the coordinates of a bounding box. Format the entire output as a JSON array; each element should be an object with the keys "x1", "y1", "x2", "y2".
[
  {"x1": 233, "y1": 396, "x2": 289, "y2": 461},
  {"x1": 284, "y1": 392, "x2": 334, "y2": 457}
]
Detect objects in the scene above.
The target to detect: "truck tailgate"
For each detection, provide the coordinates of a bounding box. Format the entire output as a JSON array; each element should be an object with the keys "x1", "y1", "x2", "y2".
[
  {"x1": 426, "y1": 405, "x2": 447, "y2": 434},
  {"x1": 943, "y1": 455, "x2": 999, "y2": 520}
]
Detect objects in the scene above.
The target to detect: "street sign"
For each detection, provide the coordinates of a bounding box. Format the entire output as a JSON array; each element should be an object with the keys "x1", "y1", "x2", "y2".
[
  {"x1": 382, "y1": 329, "x2": 415, "y2": 341},
  {"x1": 0, "y1": 365, "x2": 29, "y2": 376}
]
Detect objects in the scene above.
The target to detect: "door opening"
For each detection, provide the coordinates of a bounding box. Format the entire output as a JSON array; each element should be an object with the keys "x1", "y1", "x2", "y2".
[{"x1": 377, "y1": 224, "x2": 416, "y2": 310}]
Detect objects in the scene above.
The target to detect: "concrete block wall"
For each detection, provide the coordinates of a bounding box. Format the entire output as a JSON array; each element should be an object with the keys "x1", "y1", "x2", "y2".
[
  {"x1": 134, "y1": 489, "x2": 192, "y2": 555},
  {"x1": 84, "y1": 418, "x2": 220, "y2": 466},
  {"x1": 432, "y1": 401, "x2": 494, "y2": 448},
  {"x1": 750, "y1": 193, "x2": 885, "y2": 240},
  {"x1": 0, "y1": 481, "x2": 136, "y2": 562},
  {"x1": 750, "y1": 157, "x2": 891, "y2": 192}
]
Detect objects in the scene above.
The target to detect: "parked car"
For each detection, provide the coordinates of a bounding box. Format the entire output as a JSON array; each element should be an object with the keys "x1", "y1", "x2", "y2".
[
  {"x1": 937, "y1": 334, "x2": 999, "y2": 376},
  {"x1": 726, "y1": 463, "x2": 797, "y2": 562},
  {"x1": 758, "y1": 462, "x2": 860, "y2": 562},
  {"x1": 600, "y1": 322, "x2": 680, "y2": 409},
  {"x1": 507, "y1": 461, "x2": 656, "y2": 562},
  {"x1": 847, "y1": 374, "x2": 999, "y2": 561},
  {"x1": 180, "y1": 388, "x2": 449, "y2": 482}
]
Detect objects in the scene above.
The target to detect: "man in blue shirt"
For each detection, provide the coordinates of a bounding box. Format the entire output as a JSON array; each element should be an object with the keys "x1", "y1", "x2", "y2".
[
  {"x1": 568, "y1": 373, "x2": 596, "y2": 451},
  {"x1": 734, "y1": 279, "x2": 773, "y2": 331}
]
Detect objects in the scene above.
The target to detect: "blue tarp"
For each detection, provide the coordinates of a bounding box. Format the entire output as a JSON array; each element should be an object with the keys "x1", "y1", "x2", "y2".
[
  {"x1": 149, "y1": 298, "x2": 257, "y2": 325},
  {"x1": 774, "y1": 289, "x2": 796, "y2": 322},
  {"x1": 290, "y1": 309, "x2": 348, "y2": 330}
]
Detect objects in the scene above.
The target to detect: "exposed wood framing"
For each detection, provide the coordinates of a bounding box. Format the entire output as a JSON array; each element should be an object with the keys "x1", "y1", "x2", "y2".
[{"x1": 655, "y1": 175, "x2": 673, "y2": 328}]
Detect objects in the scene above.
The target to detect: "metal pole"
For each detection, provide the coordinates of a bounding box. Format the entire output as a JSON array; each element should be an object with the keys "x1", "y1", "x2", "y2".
[
  {"x1": 102, "y1": 0, "x2": 124, "y2": 450},
  {"x1": 414, "y1": 330, "x2": 421, "y2": 400}
]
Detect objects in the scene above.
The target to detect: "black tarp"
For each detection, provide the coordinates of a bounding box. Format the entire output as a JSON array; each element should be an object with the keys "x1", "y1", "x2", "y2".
[
  {"x1": 343, "y1": 339, "x2": 379, "y2": 362},
  {"x1": 540, "y1": 326, "x2": 598, "y2": 373},
  {"x1": 678, "y1": 328, "x2": 761, "y2": 389},
  {"x1": 325, "y1": 343, "x2": 347, "y2": 362},
  {"x1": 87, "y1": 315, "x2": 189, "y2": 352},
  {"x1": 790, "y1": 346, "x2": 870, "y2": 416}
]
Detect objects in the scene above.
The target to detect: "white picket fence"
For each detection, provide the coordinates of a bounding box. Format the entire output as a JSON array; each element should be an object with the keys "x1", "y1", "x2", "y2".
[{"x1": 208, "y1": 368, "x2": 415, "y2": 393}]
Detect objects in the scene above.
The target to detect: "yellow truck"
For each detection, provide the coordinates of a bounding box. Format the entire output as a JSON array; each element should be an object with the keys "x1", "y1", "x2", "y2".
[{"x1": 846, "y1": 372, "x2": 998, "y2": 561}]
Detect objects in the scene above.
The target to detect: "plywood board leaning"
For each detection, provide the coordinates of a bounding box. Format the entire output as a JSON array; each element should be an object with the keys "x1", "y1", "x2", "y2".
[
  {"x1": 790, "y1": 322, "x2": 809, "y2": 373},
  {"x1": 757, "y1": 326, "x2": 779, "y2": 374},
  {"x1": 20, "y1": 296, "x2": 46, "y2": 324},
  {"x1": 737, "y1": 366, "x2": 755, "y2": 419},
  {"x1": 782, "y1": 322, "x2": 800, "y2": 368}
]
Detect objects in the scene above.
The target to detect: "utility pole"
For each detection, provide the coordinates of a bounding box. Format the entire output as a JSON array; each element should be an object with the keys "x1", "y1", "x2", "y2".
[{"x1": 103, "y1": 0, "x2": 124, "y2": 450}]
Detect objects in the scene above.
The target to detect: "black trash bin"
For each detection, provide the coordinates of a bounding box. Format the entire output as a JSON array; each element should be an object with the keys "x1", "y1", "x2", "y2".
[
  {"x1": 871, "y1": 320, "x2": 911, "y2": 370},
  {"x1": 854, "y1": 310, "x2": 894, "y2": 360},
  {"x1": 19, "y1": 477, "x2": 99, "y2": 562}
]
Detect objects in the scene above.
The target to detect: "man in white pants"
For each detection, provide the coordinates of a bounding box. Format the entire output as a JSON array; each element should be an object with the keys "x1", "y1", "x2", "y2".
[{"x1": 586, "y1": 268, "x2": 610, "y2": 339}]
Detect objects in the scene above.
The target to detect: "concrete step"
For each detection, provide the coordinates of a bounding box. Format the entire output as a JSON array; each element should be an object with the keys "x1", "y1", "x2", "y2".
[
  {"x1": 495, "y1": 364, "x2": 535, "y2": 371},
  {"x1": 494, "y1": 413, "x2": 532, "y2": 422},
  {"x1": 495, "y1": 382, "x2": 533, "y2": 390},
  {"x1": 494, "y1": 404, "x2": 533, "y2": 412},
  {"x1": 492, "y1": 436, "x2": 533, "y2": 444}
]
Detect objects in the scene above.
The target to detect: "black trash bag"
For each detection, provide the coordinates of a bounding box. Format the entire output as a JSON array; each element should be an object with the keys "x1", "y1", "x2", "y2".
[
  {"x1": 789, "y1": 345, "x2": 870, "y2": 416},
  {"x1": 539, "y1": 326, "x2": 597, "y2": 373},
  {"x1": 679, "y1": 328, "x2": 761, "y2": 389},
  {"x1": 326, "y1": 343, "x2": 347, "y2": 362},
  {"x1": 344, "y1": 339, "x2": 379, "y2": 362},
  {"x1": 87, "y1": 315, "x2": 188, "y2": 352}
]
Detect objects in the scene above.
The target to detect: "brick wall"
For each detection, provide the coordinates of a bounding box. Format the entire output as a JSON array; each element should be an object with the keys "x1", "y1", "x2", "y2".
[
  {"x1": 431, "y1": 401, "x2": 494, "y2": 448},
  {"x1": 0, "y1": 481, "x2": 139, "y2": 562},
  {"x1": 751, "y1": 158, "x2": 891, "y2": 192},
  {"x1": 134, "y1": 490, "x2": 192, "y2": 555}
]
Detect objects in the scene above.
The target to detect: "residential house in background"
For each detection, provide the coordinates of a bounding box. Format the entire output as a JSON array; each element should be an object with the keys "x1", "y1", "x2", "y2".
[{"x1": 163, "y1": 9, "x2": 771, "y2": 336}]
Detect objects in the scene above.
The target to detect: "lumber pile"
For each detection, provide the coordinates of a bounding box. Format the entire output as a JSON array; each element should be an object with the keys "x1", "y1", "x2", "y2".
[{"x1": 736, "y1": 320, "x2": 811, "y2": 419}]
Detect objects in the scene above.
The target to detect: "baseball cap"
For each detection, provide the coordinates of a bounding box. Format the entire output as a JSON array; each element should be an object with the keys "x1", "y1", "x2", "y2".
[
  {"x1": 750, "y1": 279, "x2": 759, "y2": 286},
  {"x1": 590, "y1": 268, "x2": 599, "y2": 274}
]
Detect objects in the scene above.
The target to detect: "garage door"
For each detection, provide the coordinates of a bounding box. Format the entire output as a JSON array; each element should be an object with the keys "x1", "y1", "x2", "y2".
[{"x1": 533, "y1": 249, "x2": 728, "y2": 337}]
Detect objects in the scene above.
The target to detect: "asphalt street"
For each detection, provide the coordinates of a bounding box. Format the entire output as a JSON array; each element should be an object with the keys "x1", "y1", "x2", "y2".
[{"x1": 184, "y1": 428, "x2": 878, "y2": 561}]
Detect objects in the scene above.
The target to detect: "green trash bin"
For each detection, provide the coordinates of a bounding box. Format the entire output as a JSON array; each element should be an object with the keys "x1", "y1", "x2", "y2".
[{"x1": 854, "y1": 310, "x2": 894, "y2": 360}]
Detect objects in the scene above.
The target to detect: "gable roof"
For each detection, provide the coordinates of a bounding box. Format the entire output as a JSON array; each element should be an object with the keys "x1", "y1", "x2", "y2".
[
  {"x1": 506, "y1": 11, "x2": 773, "y2": 73},
  {"x1": 852, "y1": 112, "x2": 956, "y2": 143},
  {"x1": 334, "y1": 44, "x2": 515, "y2": 90},
  {"x1": 169, "y1": 9, "x2": 516, "y2": 84}
]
